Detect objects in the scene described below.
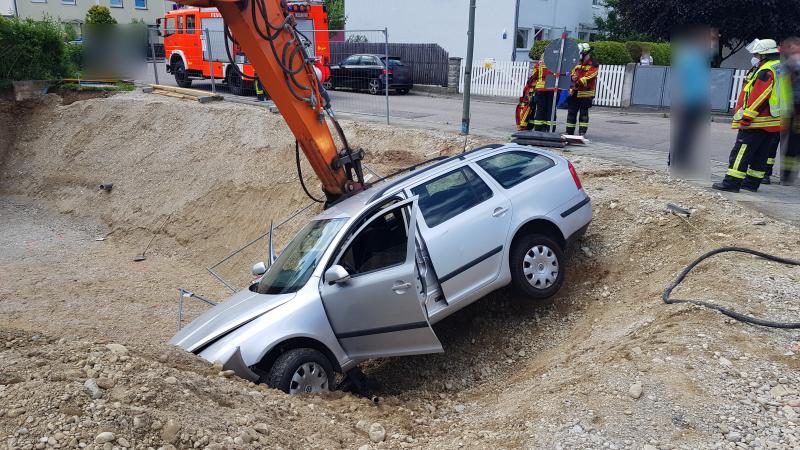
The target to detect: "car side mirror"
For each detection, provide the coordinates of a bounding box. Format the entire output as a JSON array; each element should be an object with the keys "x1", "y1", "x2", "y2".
[
  {"x1": 252, "y1": 262, "x2": 267, "y2": 276},
  {"x1": 324, "y1": 265, "x2": 350, "y2": 285}
]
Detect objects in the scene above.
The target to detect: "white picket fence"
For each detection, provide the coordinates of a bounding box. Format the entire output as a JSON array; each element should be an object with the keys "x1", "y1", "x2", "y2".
[
  {"x1": 594, "y1": 64, "x2": 626, "y2": 107},
  {"x1": 730, "y1": 69, "x2": 747, "y2": 109},
  {"x1": 458, "y1": 60, "x2": 627, "y2": 106}
]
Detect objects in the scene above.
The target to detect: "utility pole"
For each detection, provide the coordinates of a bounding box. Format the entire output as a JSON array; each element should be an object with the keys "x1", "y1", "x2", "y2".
[{"x1": 461, "y1": 0, "x2": 477, "y2": 135}]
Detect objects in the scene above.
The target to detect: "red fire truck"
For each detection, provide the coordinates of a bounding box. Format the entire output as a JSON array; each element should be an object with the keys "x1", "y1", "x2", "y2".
[{"x1": 160, "y1": 2, "x2": 331, "y2": 96}]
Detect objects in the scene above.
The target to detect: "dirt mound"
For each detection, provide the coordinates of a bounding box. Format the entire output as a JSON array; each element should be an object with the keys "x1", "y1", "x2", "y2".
[{"x1": 1, "y1": 93, "x2": 799, "y2": 449}]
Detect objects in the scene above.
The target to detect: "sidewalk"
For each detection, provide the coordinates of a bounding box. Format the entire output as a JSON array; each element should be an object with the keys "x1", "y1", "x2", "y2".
[{"x1": 567, "y1": 142, "x2": 800, "y2": 226}]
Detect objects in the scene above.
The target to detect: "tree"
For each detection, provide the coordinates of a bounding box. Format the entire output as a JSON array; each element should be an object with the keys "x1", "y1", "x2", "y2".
[
  {"x1": 607, "y1": 0, "x2": 800, "y2": 66},
  {"x1": 85, "y1": 5, "x2": 117, "y2": 25},
  {"x1": 324, "y1": 0, "x2": 345, "y2": 30},
  {"x1": 593, "y1": 0, "x2": 652, "y2": 42}
]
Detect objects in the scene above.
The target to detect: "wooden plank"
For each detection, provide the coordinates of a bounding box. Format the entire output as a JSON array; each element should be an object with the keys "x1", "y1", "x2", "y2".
[{"x1": 149, "y1": 84, "x2": 222, "y2": 99}]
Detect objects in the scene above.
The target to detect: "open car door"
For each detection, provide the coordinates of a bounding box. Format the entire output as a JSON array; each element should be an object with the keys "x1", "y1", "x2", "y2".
[{"x1": 319, "y1": 197, "x2": 443, "y2": 360}]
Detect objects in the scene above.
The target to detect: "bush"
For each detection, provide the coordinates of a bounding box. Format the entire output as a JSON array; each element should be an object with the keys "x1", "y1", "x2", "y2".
[
  {"x1": 528, "y1": 40, "x2": 551, "y2": 60},
  {"x1": 625, "y1": 41, "x2": 671, "y2": 65},
  {"x1": 85, "y1": 5, "x2": 117, "y2": 25},
  {"x1": 587, "y1": 41, "x2": 632, "y2": 65},
  {"x1": 0, "y1": 17, "x2": 71, "y2": 85}
]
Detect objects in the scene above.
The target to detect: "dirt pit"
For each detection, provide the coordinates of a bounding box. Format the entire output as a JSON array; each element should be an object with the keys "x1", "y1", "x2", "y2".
[{"x1": 1, "y1": 92, "x2": 799, "y2": 450}]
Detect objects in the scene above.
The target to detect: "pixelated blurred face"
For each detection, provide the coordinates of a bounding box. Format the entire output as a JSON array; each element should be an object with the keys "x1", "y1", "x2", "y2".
[{"x1": 783, "y1": 41, "x2": 800, "y2": 57}]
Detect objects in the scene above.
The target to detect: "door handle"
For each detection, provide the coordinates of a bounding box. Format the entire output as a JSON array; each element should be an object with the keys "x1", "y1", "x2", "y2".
[
  {"x1": 392, "y1": 281, "x2": 412, "y2": 292},
  {"x1": 492, "y1": 207, "x2": 508, "y2": 217}
]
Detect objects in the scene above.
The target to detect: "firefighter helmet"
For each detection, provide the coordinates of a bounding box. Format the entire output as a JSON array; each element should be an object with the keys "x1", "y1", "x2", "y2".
[
  {"x1": 578, "y1": 43, "x2": 592, "y2": 55},
  {"x1": 747, "y1": 38, "x2": 780, "y2": 55}
]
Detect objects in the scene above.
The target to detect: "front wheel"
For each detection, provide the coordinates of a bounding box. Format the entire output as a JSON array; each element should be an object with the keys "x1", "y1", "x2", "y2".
[
  {"x1": 265, "y1": 348, "x2": 333, "y2": 395},
  {"x1": 368, "y1": 78, "x2": 382, "y2": 95},
  {"x1": 173, "y1": 60, "x2": 192, "y2": 88},
  {"x1": 510, "y1": 234, "x2": 565, "y2": 300}
]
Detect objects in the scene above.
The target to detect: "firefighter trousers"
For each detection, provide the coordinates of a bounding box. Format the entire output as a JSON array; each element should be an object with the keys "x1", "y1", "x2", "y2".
[
  {"x1": 533, "y1": 91, "x2": 557, "y2": 132},
  {"x1": 721, "y1": 129, "x2": 780, "y2": 189},
  {"x1": 566, "y1": 95, "x2": 593, "y2": 136}
]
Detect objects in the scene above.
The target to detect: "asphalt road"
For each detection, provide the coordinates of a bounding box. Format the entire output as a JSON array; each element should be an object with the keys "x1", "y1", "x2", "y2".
[{"x1": 139, "y1": 61, "x2": 736, "y2": 163}]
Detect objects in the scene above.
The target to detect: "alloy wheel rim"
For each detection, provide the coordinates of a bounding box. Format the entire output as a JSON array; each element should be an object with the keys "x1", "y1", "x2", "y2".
[
  {"x1": 369, "y1": 80, "x2": 379, "y2": 94},
  {"x1": 522, "y1": 244, "x2": 558, "y2": 289},
  {"x1": 288, "y1": 362, "x2": 329, "y2": 395}
]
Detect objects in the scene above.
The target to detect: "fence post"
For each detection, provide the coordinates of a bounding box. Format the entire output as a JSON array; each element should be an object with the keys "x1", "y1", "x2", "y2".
[
  {"x1": 620, "y1": 63, "x2": 636, "y2": 108},
  {"x1": 205, "y1": 28, "x2": 216, "y2": 94},
  {"x1": 149, "y1": 29, "x2": 159, "y2": 85},
  {"x1": 384, "y1": 27, "x2": 390, "y2": 125},
  {"x1": 447, "y1": 57, "x2": 462, "y2": 93}
]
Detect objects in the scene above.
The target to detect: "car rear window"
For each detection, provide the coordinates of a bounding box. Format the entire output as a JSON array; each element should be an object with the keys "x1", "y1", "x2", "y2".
[
  {"x1": 476, "y1": 151, "x2": 555, "y2": 189},
  {"x1": 382, "y1": 57, "x2": 404, "y2": 67},
  {"x1": 411, "y1": 166, "x2": 493, "y2": 228}
]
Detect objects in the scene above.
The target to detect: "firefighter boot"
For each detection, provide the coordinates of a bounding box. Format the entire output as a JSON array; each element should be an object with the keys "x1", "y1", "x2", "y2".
[{"x1": 712, "y1": 181, "x2": 740, "y2": 193}]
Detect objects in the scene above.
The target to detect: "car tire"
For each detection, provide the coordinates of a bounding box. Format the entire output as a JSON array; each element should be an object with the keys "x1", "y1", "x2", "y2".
[
  {"x1": 510, "y1": 234, "x2": 565, "y2": 300},
  {"x1": 266, "y1": 348, "x2": 334, "y2": 395},
  {"x1": 226, "y1": 69, "x2": 244, "y2": 96},
  {"x1": 323, "y1": 79, "x2": 334, "y2": 90},
  {"x1": 396, "y1": 88, "x2": 410, "y2": 95},
  {"x1": 173, "y1": 60, "x2": 192, "y2": 88},
  {"x1": 368, "y1": 78, "x2": 382, "y2": 95}
]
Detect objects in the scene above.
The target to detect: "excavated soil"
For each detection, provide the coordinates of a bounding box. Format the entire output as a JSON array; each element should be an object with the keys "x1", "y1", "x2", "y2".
[{"x1": 1, "y1": 92, "x2": 799, "y2": 450}]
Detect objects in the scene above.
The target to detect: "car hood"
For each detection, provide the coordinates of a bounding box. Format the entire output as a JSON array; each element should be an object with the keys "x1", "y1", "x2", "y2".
[{"x1": 169, "y1": 288, "x2": 296, "y2": 353}]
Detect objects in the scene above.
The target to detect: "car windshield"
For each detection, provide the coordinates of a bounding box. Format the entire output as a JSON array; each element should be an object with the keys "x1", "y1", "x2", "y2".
[{"x1": 257, "y1": 218, "x2": 347, "y2": 295}]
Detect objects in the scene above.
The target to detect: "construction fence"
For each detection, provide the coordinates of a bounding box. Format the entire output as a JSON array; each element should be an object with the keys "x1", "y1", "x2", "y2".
[{"x1": 456, "y1": 59, "x2": 748, "y2": 112}]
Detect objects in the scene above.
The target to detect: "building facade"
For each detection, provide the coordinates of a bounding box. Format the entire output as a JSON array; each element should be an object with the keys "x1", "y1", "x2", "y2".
[
  {"x1": 344, "y1": 0, "x2": 607, "y2": 61},
  {"x1": 12, "y1": 0, "x2": 174, "y2": 27}
]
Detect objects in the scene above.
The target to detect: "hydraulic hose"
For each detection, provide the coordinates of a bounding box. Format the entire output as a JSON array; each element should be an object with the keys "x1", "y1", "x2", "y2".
[{"x1": 663, "y1": 247, "x2": 800, "y2": 329}]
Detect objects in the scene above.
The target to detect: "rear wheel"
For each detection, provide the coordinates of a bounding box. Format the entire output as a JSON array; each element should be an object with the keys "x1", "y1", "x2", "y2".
[
  {"x1": 368, "y1": 78, "x2": 382, "y2": 95},
  {"x1": 265, "y1": 348, "x2": 333, "y2": 395},
  {"x1": 323, "y1": 79, "x2": 335, "y2": 90},
  {"x1": 172, "y1": 60, "x2": 192, "y2": 88},
  {"x1": 396, "y1": 88, "x2": 410, "y2": 95},
  {"x1": 226, "y1": 69, "x2": 244, "y2": 96},
  {"x1": 510, "y1": 234, "x2": 565, "y2": 300}
]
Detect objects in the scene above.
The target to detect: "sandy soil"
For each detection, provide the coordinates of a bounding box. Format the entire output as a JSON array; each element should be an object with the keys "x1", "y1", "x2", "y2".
[{"x1": 1, "y1": 92, "x2": 799, "y2": 450}]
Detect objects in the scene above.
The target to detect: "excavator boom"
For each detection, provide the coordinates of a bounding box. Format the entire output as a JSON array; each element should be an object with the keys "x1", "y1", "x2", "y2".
[{"x1": 175, "y1": 0, "x2": 361, "y2": 200}]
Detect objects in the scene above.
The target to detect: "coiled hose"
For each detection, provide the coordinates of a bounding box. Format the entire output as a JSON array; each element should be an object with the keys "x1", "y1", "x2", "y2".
[{"x1": 663, "y1": 247, "x2": 800, "y2": 329}]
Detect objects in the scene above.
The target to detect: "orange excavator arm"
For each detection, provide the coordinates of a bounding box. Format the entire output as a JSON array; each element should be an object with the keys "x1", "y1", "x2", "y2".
[{"x1": 176, "y1": 0, "x2": 363, "y2": 202}]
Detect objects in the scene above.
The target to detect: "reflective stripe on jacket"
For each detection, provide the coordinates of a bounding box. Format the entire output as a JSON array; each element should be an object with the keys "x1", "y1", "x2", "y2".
[
  {"x1": 569, "y1": 62, "x2": 598, "y2": 98},
  {"x1": 732, "y1": 59, "x2": 783, "y2": 132}
]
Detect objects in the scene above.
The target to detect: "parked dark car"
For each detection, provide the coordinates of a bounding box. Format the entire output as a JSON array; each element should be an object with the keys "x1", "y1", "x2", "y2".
[{"x1": 325, "y1": 54, "x2": 413, "y2": 95}]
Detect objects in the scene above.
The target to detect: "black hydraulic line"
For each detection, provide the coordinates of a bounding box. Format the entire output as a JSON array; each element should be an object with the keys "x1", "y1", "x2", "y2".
[
  {"x1": 663, "y1": 247, "x2": 800, "y2": 329},
  {"x1": 223, "y1": 24, "x2": 257, "y2": 80},
  {"x1": 295, "y1": 141, "x2": 325, "y2": 203}
]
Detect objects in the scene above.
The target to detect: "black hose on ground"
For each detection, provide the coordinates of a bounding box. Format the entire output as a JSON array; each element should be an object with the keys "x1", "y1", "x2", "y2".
[{"x1": 663, "y1": 247, "x2": 800, "y2": 329}]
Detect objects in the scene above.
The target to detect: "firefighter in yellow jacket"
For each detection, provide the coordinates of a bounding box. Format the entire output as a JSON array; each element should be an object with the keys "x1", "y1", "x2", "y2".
[{"x1": 516, "y1": 56, "x2": 551, "y2": 130}]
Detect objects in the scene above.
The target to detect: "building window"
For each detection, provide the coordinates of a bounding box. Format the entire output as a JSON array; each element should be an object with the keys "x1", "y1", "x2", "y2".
[
  {"x1": 62, "y1": 0, "x2": 76, "y2": 5},
  {"x1": 110, "y1": 0, "x2": 123, "y2": 7},
  {"x1": 30, "y1": 0, "x2": 47, "y2": 3},
  {"x1": 592, "y1": 0, "x2": 602, "y2": 6},
  {"x1": 135, "y1": 0, "x2": 146, "y2": 9},
  {"x1": 515, "y1": 28, "x2": 530, "y2": 50}
]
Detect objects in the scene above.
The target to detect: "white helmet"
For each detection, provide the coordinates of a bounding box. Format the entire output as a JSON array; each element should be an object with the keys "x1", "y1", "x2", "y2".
[{"x1": 747, "y1": 38, "x2": 780, "y2": 55}]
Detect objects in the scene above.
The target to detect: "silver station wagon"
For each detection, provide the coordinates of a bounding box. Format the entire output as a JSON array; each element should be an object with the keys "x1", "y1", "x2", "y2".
[{"x1": 171, "y1": 143, "x2": 592, "y2": 394}]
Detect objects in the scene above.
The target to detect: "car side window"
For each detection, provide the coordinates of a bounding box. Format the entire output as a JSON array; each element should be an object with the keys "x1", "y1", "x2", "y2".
[
  {"x1": 411, "y1": 166, "x2": 493, "y2": 228},
  {"x1": 342, "y1": 56, "x2": 359, "y2": 65},
  {"x1": 177, "y1": 15, "x2": 184, "y2": 34},
  {"x1": 338, "y1": 207, "x2": 408, "y2": 276},
  {"x1": 476, "y1": 151, "x2": 555, "y2": 189},
  {"x1": 186, "y1": 15, "x2": 195, "y2": 34},
  {"x1": 365, "y1": 56, "x2": 380, "y2": 66}
]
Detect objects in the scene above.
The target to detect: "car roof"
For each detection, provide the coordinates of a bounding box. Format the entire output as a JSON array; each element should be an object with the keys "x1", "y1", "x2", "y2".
[{"x1": 315, "y1": 143, "x2": 563, "y2": 221}]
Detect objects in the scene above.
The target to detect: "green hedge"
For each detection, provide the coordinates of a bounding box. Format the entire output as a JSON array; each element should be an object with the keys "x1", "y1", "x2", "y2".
[
  {"x1": 0, "y1": 17, "x2": 74, "y2": 86},
  {"x1": 529, "y1": 39, "x2": 671, "y2": 66},
  {"x1": 587, "y1": 41, "x2": 632, "y2": 65}
]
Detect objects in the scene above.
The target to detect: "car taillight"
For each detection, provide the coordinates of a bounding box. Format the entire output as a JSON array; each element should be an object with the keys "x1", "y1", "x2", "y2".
[
  {"x1": 568, "y1": 161, "x2": 583, "y2": 190},
  {"x1": 383, "y1": 69, "x2": 393, "y2": 76}
]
